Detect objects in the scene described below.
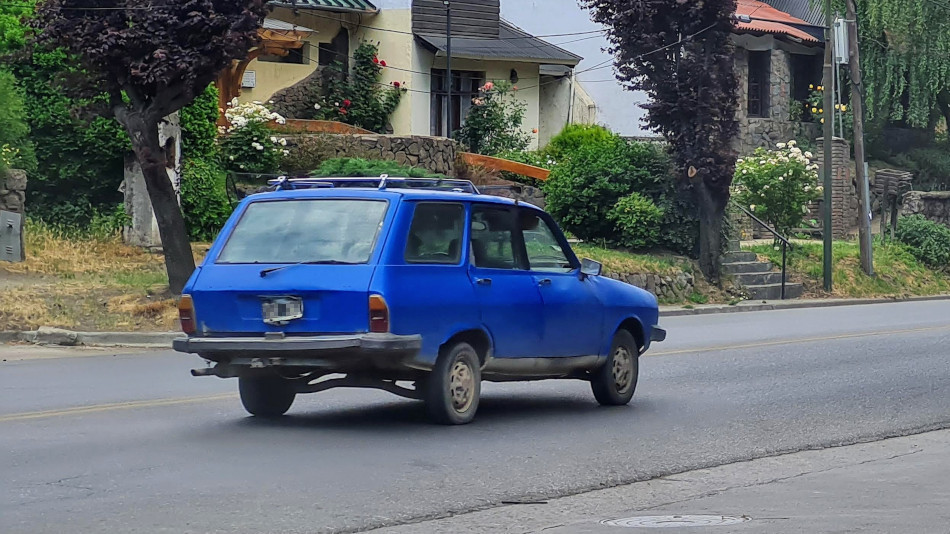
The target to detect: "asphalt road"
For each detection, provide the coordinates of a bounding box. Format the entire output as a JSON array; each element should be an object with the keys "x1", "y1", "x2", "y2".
[{"x1": 2, "y1": 300, "x2": 949, "y2": 533}]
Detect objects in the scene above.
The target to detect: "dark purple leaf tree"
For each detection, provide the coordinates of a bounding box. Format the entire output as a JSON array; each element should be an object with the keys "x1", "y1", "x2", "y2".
[
  {"x1": 32, "y1": 0, "x2": 266, "y2": 293},
  {"x1": 582, "y1": 0, "x2": 739, "y2": 282}
]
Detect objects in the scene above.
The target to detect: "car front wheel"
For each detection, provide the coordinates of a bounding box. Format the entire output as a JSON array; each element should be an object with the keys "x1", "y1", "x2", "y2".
[
  {"x1": 591, "y1": 330, "x2": 639, "y2": 406},
  {"x1": 238, "y1": 375, "x2": 297, "y2": 417},
  {"x1": 425, "y1": 342, "x2": 481, "y2": 425}
]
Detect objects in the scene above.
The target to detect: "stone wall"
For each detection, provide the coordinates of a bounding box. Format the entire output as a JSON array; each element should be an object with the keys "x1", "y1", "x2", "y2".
[
  {"x1": 816, "y1": 137, "x2": 858, "y2": 239},
  {"x1": 605, "y1": 271, "x2": 695, "y2": 303},
  {"x1": 1, "y1": 169, "x2": 26, "y2": 214},
  {"x1": 902, "y1": 191, "x2": 950, "y2": 226},
  {"x1": 734, "y1": 47, "x2": 820, "y2": 155},
  {"x1": 288, "y1": 133, "x2": 458, "y2": 176}
]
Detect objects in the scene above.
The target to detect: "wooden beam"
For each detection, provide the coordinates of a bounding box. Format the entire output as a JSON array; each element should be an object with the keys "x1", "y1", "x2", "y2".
[{"x1": 460, "y1": 152, "x2": 550, "y2": 181}]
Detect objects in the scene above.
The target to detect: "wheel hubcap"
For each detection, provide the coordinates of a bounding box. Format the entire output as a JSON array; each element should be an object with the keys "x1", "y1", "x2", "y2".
[
  {"x1": 449, "y1": 358, "x2": 475, "y2": 412},
  {"x1": 611, "y1": 346, "x2": 633, "y2": 392}
]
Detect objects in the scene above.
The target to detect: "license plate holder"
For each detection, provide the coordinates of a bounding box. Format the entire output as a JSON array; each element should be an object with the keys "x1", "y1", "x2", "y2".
[{"x1": 261, "y1": 296, "x2": 304, "y2": 326}]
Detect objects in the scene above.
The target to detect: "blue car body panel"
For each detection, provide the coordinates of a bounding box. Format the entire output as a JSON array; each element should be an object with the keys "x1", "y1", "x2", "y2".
[{"x1": 179, "y1": 186, "x2": 663, "y2": 368}]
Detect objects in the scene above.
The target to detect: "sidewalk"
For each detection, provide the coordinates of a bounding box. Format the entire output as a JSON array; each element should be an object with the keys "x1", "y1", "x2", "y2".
[{"x1": 368, "y1": 428, "x2": 950, "y2": 533}]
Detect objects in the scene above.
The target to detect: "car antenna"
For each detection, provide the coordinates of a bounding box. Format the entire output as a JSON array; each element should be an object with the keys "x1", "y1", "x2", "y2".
[{"x1": 378, "y1": 174, "x2": 389, "y2": 190}]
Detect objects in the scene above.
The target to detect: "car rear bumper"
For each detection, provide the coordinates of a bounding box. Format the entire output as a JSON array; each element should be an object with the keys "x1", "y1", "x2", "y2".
[{"x1": 174, "y1": 333, "x2": 426, "y2": 374}]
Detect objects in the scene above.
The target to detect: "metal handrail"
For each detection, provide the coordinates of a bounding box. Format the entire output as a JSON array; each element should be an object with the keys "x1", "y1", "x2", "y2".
[{"x1": 732, "y1": 202, "x2": 792, "y2": 300}]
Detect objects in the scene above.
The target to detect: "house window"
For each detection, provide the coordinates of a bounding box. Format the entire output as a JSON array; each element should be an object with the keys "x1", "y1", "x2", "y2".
[
  {"x1": 747, "y1": 51, "x2": 771, "y2": 118},
  {"x1": 790, "y1": 53, "x2": 823, "y2": 105},
  {"x1": 431, "y1": 70, "x2": 485, "y2": 137},
  {"x1": 259, "y1": 43, "x2": 309, "y2": 65}
]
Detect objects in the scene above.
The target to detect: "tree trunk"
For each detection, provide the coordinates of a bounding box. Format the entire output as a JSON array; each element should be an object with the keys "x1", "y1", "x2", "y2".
[
  {"x1": 124, "y1": 113, "x2": 196, "y2": 295},
  {"x1": 938, "y1": 90, "x2": 950, "y2": 136},
  {"x1": 696, "y1": 183, "x2": 725, "y2": 284}
]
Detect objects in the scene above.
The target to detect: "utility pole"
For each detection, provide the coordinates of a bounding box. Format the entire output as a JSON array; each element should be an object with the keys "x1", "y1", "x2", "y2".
[
  {"x1": 846, "y1": 0, "x2": 874, "y2": 276},
  {"x1": 822, "y1": 0, "x2": 834, "y2": 292},
  {"x1": 444, "y1": 1, "x2": 453, "y2": 138}
]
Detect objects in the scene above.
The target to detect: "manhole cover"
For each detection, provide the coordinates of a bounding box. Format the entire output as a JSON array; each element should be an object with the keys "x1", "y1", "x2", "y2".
[{"x1": 601, "y1": 515, "x2": 751, "y2": 528}]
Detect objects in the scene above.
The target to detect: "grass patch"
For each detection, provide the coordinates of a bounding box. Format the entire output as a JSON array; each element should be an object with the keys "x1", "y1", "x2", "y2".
[
  {"x1": 572, "y1": 243, "x2": 691, "y2": 276},
  {"x1": 745, "y1": 240, "x2": 950, "y2": 298}
]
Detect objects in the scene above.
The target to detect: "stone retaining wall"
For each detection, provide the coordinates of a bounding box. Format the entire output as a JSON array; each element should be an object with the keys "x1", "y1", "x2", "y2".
[
  {"x1": 605, "y1": 271, "x2": 695, "y2": 302},
  {"x1": 902, "y1": 191, "x2": 950, "y2": 226},
  {"x1": 287, "y1": 134, "x2": 458, "y2": 176},
  {"x1": 1, "y1": 169, "x2": 27, "y2": 214}
]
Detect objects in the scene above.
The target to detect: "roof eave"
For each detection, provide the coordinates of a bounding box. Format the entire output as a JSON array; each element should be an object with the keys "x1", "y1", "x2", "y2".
[{"x1": 267, "y1": 1, "x2": 379, "y2": 15}]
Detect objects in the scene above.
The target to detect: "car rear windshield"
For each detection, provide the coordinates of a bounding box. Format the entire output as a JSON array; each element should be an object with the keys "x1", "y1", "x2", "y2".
[{"x1": 216, "y1": 199, "x2": 388, "y2": 264}]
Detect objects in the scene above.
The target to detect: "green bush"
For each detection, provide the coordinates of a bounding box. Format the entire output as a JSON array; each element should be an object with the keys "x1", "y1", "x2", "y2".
[
  {"x1": 608, "y1": 192, "x2": 664, "y2": 249},
  {"x1": 455, "y1": 81, "x2": 531, "y2": 155},
  {"x1": 542, "y1": 124, "x2": 615, "y2": 162},
  {"x1": 221, "y1": 101, "x2": 286, "y2": 175},
  {"x1": 0, "y1": 69, "x2": 36, "y2": 172},
  {"x1": 543, "y1": 136, "x2": 671, "y2": 242},
  {"x1": 494, "y1": 149, "x2": 554, "y2": 186},
  {"x1": 180, "y1": 159, "x2": 232, "y2": 241},
  {"x1": 892, "y1": 145, "x2": 950, "y2": 191},
  {"x1": 310, "y1": 157, "x2": 445, "y2": 178},
  {"x1": 180, "y1": 84, "x2": 220, "y2": 161},
  {"x1": 895, "y1": 215, "x2": 950, "y2": 270}
]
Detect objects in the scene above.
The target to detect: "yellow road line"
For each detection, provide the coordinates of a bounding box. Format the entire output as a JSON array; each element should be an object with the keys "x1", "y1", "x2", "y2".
[
  {"x1": 0, "y1": 393, "x2": 237, "y2": 423},
  {"x1": 648, "y1": 324, "x2": 950, "y2": 357}
]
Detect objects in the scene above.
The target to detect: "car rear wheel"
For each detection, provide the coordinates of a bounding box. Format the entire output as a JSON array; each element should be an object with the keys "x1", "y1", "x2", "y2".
[
  {"x1": 425, "y1": 342, "x2": 481, "y2": 425},
  {"x1": 239, "y1": 375, "x2": 297, "y2": 417},
  {"x1": 591, "y1": 330, "x2": 639, "y2": 406}
]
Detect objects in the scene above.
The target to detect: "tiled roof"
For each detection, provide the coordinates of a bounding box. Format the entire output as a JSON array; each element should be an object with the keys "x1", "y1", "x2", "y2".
[
  {"x1": 416, "y1": 20, "x2": 582, "y2": 66},
  {"x1": 735, "y1": 0, "x2": 821, "y2": 43},
  {"x1": 267, "y1": 0, "x2": 378, "y2": 14}
]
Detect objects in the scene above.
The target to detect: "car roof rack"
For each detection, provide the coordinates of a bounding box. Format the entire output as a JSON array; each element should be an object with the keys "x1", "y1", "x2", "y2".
[{"x1": 265, "y1": 175, "x2": 481, "y2": 194}]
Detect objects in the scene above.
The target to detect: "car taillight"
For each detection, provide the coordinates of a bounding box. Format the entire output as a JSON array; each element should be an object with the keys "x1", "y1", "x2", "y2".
[
  {"x1": 369, "y1": 295, "x2": 390, "y2": 333},
  {"x1": 178, "y1": 295, "x2": 197, "y2": 335}
]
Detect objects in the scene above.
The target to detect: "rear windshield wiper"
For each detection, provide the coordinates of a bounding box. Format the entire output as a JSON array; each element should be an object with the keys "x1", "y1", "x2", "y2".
[{"x1": 260, "y1": 260, "x2": 359, "y2": 278}]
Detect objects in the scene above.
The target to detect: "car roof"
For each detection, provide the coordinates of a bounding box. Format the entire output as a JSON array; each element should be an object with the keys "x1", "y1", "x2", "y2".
[{"x1": 245, "y1": 186, "x2": 543, "y2": 210}]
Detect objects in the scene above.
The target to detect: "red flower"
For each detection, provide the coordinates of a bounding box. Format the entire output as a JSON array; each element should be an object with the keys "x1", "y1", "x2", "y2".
[
  {"x1": 373, "y1": 57, "x2": 379, "y2": 64},
  {"x1": 343, "y1": 99, "x2": 352, "y2": 107},
  {"x1": 340, "y1": 108, "x2": 348, "y2": 114},
  {"x1": 380, "y1": 60, "x2": 387, "y2": 67},
  {"x1": 393, "y1": 81, "x2": 401, "y2": 88}
]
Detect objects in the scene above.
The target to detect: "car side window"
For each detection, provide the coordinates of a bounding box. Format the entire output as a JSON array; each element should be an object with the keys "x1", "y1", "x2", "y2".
[
  {"x1": 519, "y1": 210, "x2": 574, "y2": 273},
  {"x1": 405, "y1": 202, "x2": 465, "y2": 264},
  {"x1": 471, "y1": 205, "x2": 518, "y2": 270}
]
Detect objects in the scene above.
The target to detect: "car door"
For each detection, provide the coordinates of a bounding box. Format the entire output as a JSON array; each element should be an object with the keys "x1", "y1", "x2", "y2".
[
  {"x1": 468, "y1": 204, "x2": 544, "y2": 358},
  {"x1": 519, "y1": 208, "x2": 604, "y2": 357}
]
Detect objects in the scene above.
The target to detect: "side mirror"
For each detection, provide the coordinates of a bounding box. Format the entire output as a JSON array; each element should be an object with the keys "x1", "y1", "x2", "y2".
[{"x1": 580, "y1": 258, "x2": 602, "y2": 278}]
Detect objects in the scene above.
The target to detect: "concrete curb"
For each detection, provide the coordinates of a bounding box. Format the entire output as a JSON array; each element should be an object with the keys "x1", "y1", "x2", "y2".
[
  {"x1": 2, "y1": 295, "x2": 948, "y2": 348},
  {"x1": 1, "y1": 327, "x2": 183, "y2": 349},
  {"x1": 661, "y1": 294, "x2": 950, "y2": 317}
]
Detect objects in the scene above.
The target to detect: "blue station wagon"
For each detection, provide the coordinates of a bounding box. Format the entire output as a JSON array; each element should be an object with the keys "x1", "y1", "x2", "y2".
[{"x1": 174, "y1": 176, "x2": 665, "y2": 424}]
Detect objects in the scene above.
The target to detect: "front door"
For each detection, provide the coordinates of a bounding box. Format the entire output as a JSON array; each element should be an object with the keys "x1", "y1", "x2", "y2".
[
  {"x1": 468, "y1": 204, "x2": 544, "y2": 358},
  {"x1": 519, "y1": 209, "x2": 603, "y2": 357}
]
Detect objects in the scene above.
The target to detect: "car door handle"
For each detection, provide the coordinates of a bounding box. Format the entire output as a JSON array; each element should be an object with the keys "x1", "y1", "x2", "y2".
[
  {"x1": 476, "y1": 278, "x2": 492, "y2": 286},
  {"x1": 538, "y1": 278, "x2": 552, "y2": 287}
]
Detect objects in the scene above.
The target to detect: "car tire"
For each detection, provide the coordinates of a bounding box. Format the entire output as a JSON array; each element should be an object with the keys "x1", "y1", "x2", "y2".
[
  {"x1": 591, "y1": 330, "x2": 639, "y2": 406},
  {"x1": 424, "y1": 342, "x2": 481, "y2": 425},
  {"x1": 239, "y1": 375, "x2": 297, "y2": 417}
]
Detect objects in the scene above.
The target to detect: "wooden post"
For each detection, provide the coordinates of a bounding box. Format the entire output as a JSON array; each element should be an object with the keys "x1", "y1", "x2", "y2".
[{"x1": 846, "y1": 0, "x2": 873, "y2": 275}]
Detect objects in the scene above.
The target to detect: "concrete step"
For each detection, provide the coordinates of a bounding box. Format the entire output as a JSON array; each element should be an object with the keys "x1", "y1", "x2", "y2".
[
  {"x1": 721, "y1": 251, "x2": 758, "y2": 263},
  {"x1": 734, "y1": 271, "x2": 787, "y2": 286},
  {"x1": 743, "y1": 282, "x2": 804, "y2": 300},
  {"x1": 722, "y1": 261, "x2": 773, "y2": 274}
]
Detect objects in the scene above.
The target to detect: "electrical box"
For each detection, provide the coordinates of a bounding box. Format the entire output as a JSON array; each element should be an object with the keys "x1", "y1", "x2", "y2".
[
  {"x1": 833, "y1": 18, "x2": 850, "y2": 64},
  {"x1": 242, "y1": 70, "x2": 256, "y2": 89},
  {"x1": 0, "y1": 210, "x2": 24, "y2": 263}
]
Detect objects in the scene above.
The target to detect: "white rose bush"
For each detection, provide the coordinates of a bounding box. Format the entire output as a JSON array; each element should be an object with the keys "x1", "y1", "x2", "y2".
[
  {"x1": 220, "y1": 98, "x2": 287, "y2": 174},
  {"x1": 731, "y1": 140, "x2": 823, "y2": 238}
]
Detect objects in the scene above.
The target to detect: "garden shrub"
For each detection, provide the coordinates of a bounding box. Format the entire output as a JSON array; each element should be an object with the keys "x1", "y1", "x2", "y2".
[
  {"x1": 311, "y1": 157, "x2": 445, "y2": 178},
  {"x1": 180, "y1": 159, "x2": 231, "y2": 241},
  {"x1": 542, "y1": 124, "x2": 615, "y2": 162},
  {"x1": 732, "y1": 140, "x2": 823, "y2": 238},
  {"x1": 221, "y1": 99, "x2": 287, "y2": 174},
  {"x1": 0, "y1": 69, "x2": 36, "y2": 172},
  {"x1": 895, "y1": 215, "x2": 950, "y2": 270},
  {"x1": 543, "y1": 136, "x2": 671, "y2": 243},
  {"x1": 456, "y1": 81, "x2": 531, "y2": 156},
  {"x1": 892, "y1": 144, "x2": 950, "y2": 191},
  {"x1": 608, "y1": 192, "x2": 664, "y2": 250},
  {"x1": 180, "y1": 84, "x2": 219, "y2": 161}
]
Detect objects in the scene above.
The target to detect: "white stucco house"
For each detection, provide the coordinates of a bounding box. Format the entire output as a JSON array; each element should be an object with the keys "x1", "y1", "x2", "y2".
[{"x1": 236, "y1": 0, "x2": 599, "y2": 149}]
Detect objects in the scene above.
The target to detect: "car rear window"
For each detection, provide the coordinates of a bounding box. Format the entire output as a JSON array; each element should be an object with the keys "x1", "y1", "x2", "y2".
[{"x1": 216, "y1": 199, "x2": 388, "y2": 264}]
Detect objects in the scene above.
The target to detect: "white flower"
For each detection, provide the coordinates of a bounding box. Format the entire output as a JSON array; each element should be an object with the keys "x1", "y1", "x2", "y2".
[
  {"x1": 804, "y1": 185, "x2": 812, "y2": 191},
  {"x1": 314, "y1": 103, "x2": 321, "y2": 110},
  {"x1": 790, "y1": 147, "x2": 802, "y2": 155},
  {"x1": 279, "y1": 138, "x2": 287, "y2": 146},
  {"x1": 282, "y1": 150, "x2": 290, "y2": 156},
  {"x1": 804, "y1": 151, "x2": 814, "y2": 159},
  {"x1": 788, "y1": 140, "x2": 797, "y2": 147},
  {"x1": 742, "y1": 169, "x2": 748, "y2": 174},
  {"x1": 334, "y1": 102, "x2": 339, "y2": 106},
  {"x1": 737, "y1": 158, "x2": 745, "y2": 164},
  {"x1": 763, "y1": 184, "x2": 770, "y2": 190},
  {"x1": 270, "y1": 136, "x2": 277, "y2": 143},
  {"x1": 750, "y1": 204, "x2": 757, "y2": 211},
  {"x1": 276, "y1": 118, "x2": 286, "y2": 125},
  {"x1": 229, "y1": 155, "x2": 235, "y2": 161},
  {"x1": 776, "y1": 142, "x2": 787, "y2": 149},
  {"x1": 778, "y1": 176, "x2": 784, "y2": 181},
  {"x1": 760, "y1": 160, "x2": 766, "y2": 164}
]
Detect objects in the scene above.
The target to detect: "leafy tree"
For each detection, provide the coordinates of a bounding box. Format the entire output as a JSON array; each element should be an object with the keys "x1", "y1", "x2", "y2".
[
  {"x1": 0, "y1": 1, "x2": 34, "y2": 55},
  {"x1": 32, "y1": 0, "x2": 267, "y2": 294},
  {"x1": 0, "y1": 69, "x2": 36, "y2": 173},
  {"x1": 456, "y1": 81, "x2": 531, "y2": 156},
  {"x1": 582, "y1": 0, "x2": 739, "y2": 282}
]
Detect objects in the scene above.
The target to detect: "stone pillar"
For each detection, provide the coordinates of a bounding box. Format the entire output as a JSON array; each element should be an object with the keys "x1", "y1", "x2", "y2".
[
  {"x1": 121, "y1": 113, "x2": 182, "y2": 248},
  {"x1": 817, "y1": 137, "x2": 857, "y2": 239},
  {"x1": 1, "y1": 169, "x2": 27, "y2": 262}
]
